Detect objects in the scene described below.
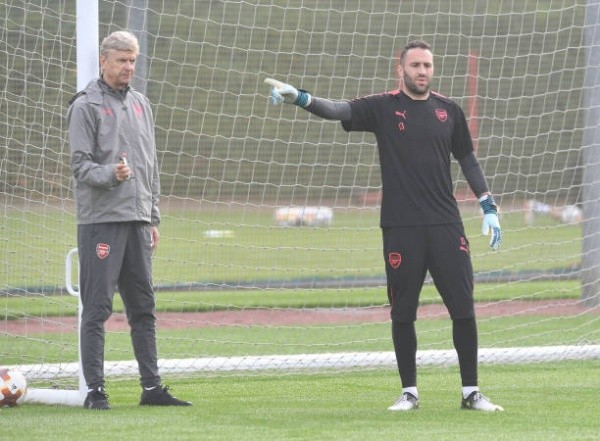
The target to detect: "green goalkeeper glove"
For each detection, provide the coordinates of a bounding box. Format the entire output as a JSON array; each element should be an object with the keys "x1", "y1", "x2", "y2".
[
  {"x1": 480, "y1": 194, "x2": 502, "y2": 251},
  {"x1": 264, "y1": 78, "x2": 312, "y2": 107}
]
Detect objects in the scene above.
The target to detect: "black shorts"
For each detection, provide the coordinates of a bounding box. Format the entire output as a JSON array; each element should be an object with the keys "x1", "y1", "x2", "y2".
[{"x1": 382, "y1": 223, "x2": 475, "y2": 322}]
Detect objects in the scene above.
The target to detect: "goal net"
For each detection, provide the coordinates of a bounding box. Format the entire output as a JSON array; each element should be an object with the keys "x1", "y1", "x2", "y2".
[{"x1": 2, "y1": 1, "x2": 599, "y2": 403}]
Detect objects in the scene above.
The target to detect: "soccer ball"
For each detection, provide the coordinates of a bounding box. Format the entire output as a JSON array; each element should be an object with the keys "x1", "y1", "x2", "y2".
[{"x1": 0, "y1": 368, "x2": 28, "y2": 407}]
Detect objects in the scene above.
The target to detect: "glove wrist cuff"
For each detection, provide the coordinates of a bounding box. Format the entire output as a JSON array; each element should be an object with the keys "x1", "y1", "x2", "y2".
[
  {"x1": 294, "y1": 90, "x2": 312, "y2": 108},
  {"x1": 479, "y1": 194, "x2": 498, "y2": 214}
]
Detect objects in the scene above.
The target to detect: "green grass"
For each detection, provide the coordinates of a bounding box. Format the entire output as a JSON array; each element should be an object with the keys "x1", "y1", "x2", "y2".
[
  {"x1": 0, "y1": 279, "x2": 584, "y2": 319},
  {"x1": 1, "y1": 207, "x2": 583, "y2": 290},
  {"x1": 3, "y1": 361, "x2": 599, "y2": 441},
  {"x1": 3, "y1": 208, "x2": 594, "y2": 437},
  {"x1": 3, "y1": 278, "x2": 596, "y2": 366},
  {"x1": 3, "y1": 311, "x2": 598, "y2": 366},
  {"x1": 156, "y1": 208, "x2": 584, "y2": 283}
]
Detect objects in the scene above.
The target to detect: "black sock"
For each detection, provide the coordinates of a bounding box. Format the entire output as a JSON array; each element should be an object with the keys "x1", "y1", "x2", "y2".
[
  {"x1": 452, "y1": 317, "x2": 478, "y2": 387},
  {"x1": 391, "y1": 319, "x2": 417, "y2": 388}
]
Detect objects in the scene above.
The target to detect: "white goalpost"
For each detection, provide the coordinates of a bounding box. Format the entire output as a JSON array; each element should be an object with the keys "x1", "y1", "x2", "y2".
[
  {"x1": 16, "y1": 0, "x2": 97, "y2": 407},
  {"x1": 2, "y1": 0, "x2": 600, "y2": 405}
]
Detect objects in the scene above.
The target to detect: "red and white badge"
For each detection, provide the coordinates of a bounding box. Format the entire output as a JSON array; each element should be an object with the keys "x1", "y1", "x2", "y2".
[
  {"x1": 388, "y1": 252, "x2": 402, "y2": 269},
  {"x1": 435, "y1": 108, "x2": 448, "y2": 122},
  {"x1": 96, "y1": 243, "x2": 110, "y2": 260}
]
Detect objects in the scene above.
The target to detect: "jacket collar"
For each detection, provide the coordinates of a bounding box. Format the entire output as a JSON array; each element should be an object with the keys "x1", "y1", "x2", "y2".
[{"x1": 98, "y1": 77, "x2": 131, "y2": 98}]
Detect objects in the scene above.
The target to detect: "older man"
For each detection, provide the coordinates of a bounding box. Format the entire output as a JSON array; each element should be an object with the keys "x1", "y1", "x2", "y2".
[{"x1": 68, "y1": 30, "x2": 191, "y2": 410}]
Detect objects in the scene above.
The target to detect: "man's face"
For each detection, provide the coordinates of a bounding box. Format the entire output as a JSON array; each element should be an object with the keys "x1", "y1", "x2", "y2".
[
  {"x1": 397, "y1": 48, "x2": 434, "y2": 99},
  {"x1": 100, "y1": 50, "x2": 137, "y2": 90}
]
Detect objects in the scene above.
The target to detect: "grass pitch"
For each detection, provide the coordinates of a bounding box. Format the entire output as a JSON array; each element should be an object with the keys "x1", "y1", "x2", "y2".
[{"x1": 3, "y1": 360, "x2": 599, "y2": 441}]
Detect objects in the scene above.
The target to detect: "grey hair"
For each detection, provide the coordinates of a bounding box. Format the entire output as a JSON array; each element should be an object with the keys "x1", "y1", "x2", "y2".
[{"x1": 100, "y1": 31, "x2": 139, "y2": 57}]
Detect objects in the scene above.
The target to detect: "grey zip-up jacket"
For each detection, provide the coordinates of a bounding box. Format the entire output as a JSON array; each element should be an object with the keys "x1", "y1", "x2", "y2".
[{"x1": 67, "y1": 78, "x2": 160, "y2": 226}]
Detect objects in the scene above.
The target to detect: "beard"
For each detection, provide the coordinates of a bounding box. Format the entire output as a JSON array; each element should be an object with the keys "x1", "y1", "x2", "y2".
[{"x1": 403, "y1": 74, "x2": 430, "y2": 96}]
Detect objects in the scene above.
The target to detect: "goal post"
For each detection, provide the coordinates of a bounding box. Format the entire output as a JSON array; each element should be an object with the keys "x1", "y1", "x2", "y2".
[
  {"x1": 75, "y1": 0, "x2": 99, "y2": 92},
  {"x1": 16, "y1": 0, "x2": 97, "y2": 406},
  {"x1": 581, "y1": 1, "x2": 600, "y2": 307}
]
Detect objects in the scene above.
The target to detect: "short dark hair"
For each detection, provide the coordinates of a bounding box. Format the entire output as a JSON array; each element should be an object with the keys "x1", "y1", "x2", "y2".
[{"x1": 399, "y1": 40, "x2": 432, "y2": 64}]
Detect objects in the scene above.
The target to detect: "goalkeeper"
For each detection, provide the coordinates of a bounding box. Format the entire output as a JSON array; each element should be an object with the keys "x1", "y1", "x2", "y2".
[{"x1": 266, "y1": 40, "x2": 503, "y2": 412}]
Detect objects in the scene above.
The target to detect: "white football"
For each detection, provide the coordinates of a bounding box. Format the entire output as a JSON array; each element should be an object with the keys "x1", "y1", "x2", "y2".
[{"x1": 0, "y1": 368, "x2": 28, "y2": 407}]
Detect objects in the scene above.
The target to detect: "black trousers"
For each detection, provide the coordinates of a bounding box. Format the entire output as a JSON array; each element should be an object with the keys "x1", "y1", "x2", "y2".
[
  {"x1": 383, "y1": 224, "x2": 478, "y2": 388},
  {"x1": 382, "y1": 223, "x2": 475, "y2": 322}
]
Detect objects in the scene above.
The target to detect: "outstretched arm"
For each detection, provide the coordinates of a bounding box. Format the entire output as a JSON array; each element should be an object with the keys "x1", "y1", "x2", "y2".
[
  {"x1": 306, "y1": 97, "x2": 352, "y2": 121},
  {"x1": 265, "y1": 78, "x2": 351, "y2": 121}
]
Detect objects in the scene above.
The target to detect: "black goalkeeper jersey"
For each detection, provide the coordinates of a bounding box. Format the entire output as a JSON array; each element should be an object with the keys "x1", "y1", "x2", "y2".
[{"x1": 342, "y1": 90, "x2": 474, "y2": 227}]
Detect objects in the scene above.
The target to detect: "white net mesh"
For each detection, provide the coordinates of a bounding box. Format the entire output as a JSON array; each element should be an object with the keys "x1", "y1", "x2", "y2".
[{"x1": 1, "y1": 1, "x2": 599, "y2": 390}]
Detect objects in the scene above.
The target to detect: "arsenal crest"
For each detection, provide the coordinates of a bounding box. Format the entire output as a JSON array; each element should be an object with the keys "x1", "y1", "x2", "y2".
[
  {"x1": 388, "y1": 252, "x2": 402, "y2": 269},
  {"x1": 435, "y1": 108, "x2": 448, "y2": 122},
  {"x1": 96, "y1": 243, "x2": 110, "y2": 260}
]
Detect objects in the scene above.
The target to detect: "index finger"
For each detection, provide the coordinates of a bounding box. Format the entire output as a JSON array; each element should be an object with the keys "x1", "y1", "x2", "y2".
[{"x1": 264, "y1": 78, "x2": 286, "y2": 89}]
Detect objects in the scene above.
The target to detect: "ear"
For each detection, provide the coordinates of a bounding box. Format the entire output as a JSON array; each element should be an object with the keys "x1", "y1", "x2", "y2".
[
  {"x1": 396, "y1": 63, "x2": 403, "y2": 89},
  {"x1": 396, "y1": 63, "x2": 403, "y2": 78}
]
